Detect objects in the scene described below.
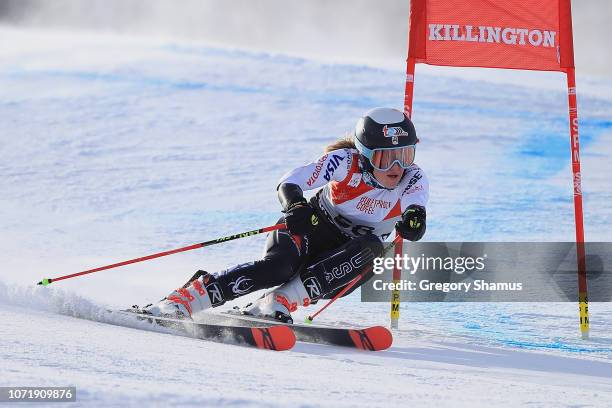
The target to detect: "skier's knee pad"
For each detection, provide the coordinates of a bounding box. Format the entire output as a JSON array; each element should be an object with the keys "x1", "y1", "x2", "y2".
[{"x1": 301, "y1": 234, "x2": 382, "y2": 299}]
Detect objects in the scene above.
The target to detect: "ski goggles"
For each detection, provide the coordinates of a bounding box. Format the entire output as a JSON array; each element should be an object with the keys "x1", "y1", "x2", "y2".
[{"x1": 356, "y1": 140, "x2": 416, "y2": 171}]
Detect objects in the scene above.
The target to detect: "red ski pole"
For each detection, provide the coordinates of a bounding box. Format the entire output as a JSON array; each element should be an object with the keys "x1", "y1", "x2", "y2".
[
  {"x1": 37, "y1": 223, "x2": 286, "y2": 286},
  {"x1": 305, "y1": 235, "x2": 401, "y2": 323}
]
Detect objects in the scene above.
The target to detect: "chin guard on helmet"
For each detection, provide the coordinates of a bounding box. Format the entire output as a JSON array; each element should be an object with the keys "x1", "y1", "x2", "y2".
[{"x1": 357, "y1": 155, "x2": 405, "y2": 190}]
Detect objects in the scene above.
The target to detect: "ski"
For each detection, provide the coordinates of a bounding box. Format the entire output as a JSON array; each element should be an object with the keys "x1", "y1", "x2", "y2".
[
  {"x1": 294, "y1": 324, "x2": 392, "y2": 351},
  {"x1": 200, "y1": 312, "x2": 393, "y2": 351},
  {"x1": 112, "y1": 310, "x2": 296, "y2": 351}
]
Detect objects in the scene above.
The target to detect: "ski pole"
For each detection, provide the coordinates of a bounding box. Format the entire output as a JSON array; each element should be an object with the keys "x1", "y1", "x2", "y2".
[
  {"x1": 305, "y1": 235, "x2": 402, "y2": 323},
  {"x1": 37, "y1": 223, "x2": 286, "y2": 286}
]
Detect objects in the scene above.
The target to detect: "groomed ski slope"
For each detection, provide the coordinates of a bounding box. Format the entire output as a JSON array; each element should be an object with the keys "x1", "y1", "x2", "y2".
[{"x1": 1, "y1": 28, "x2": 612, "y2": 407}]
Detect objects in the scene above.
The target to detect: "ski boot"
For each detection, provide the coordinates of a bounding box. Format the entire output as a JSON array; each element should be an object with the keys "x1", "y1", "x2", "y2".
[
  {"x1": 143, "y1": 270, "x2": 225, "y2": 319},
  {"x1": 241, "y1": 275, "x2": 314, "y2": 324}
]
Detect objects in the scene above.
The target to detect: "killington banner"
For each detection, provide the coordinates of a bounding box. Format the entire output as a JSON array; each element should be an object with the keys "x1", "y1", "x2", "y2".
[
  {"x1": 400, "y1": 0, "x2": 588, "y2": 337},
  {"x1": 407, "y1": 0, "x2": 576, "y2": 71}
]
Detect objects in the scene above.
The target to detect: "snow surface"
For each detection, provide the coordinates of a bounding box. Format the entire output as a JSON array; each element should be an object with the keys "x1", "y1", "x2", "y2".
[{"x1": 1, "y1": 27, "x2": 612, "y2": 407}]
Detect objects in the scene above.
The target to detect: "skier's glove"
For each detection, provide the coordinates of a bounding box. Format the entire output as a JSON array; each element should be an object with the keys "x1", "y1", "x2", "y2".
[
  {"x1": 395, "y1": 205, "x2": 426, "y2": 241},
  {"x1": 283, "y1": 202, "x2": 318, "y2": 235}
]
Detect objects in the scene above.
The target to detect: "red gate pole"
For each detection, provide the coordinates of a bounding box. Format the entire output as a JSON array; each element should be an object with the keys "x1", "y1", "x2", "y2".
[
  {"x1": 390, "y1": 56, "x2": 417, "y2": 329},
  {"x1": 404, "y1": 57, "x2": 417, "y2": 119},
  {"x1": 566, "y1": 67, "x2": 589, "y2": 339}
]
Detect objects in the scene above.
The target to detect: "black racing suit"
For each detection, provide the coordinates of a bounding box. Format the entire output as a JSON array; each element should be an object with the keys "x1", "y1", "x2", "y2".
[{"x1": 211, "y1": 190, "x2": 383, "y2": 305}]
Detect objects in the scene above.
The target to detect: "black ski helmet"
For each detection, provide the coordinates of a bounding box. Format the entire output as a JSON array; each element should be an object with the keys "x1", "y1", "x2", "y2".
[{"x1": 354, "y1": 107, "x2": 417, "y2": 151}]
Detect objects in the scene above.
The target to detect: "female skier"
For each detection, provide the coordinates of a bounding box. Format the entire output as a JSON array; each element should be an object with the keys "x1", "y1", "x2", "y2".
[{"x1": 143, "y1": 107, "x2": 429, "y2": 323}]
